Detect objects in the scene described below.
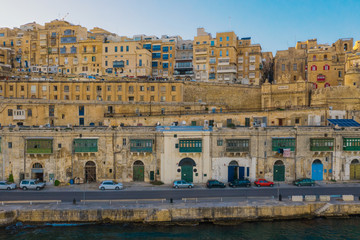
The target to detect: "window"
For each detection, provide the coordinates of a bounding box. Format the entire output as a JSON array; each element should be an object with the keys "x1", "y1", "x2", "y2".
[
  {"x1": 324, "y1": 64, "x2": 330, "y2": 70},
  {"x1": 105, "y1": 47, "x2": 108, "y2": 53},
  {"x1": 126, "y1": 60, "x2": 129, "y2": 65},
  {"x1": 118, "y1": 95, "x2": 122, "y2": 101},
  {"x1": 8, "y1": 109, "x2": 13, "y2": 116},
  {"x1": 107, "y1": 86, "x2": 111, "y2": 91},
  {"x1": 171, "y1": 86, "x2": 176, "y2": 91},
  {"x1": 128, "y1": 86, "x2": 134, "y2": 92},
  {"x1": 123, "y1": 138, "x2": 127, "y2": 146},
  {"x1": 92, "y1": 56, "x2": 96, "y2": 62},
  {"x1": 311, "y1": 65, "x2": 317, "y2": 71},
  {"x1": 281, "y1": 64, "x2": 285, "y2": 71},
  {"x1": 220, "y1": 50, "x2": 222, "y2": 57},
  {"x1": 163, "y1": 46, "x2": 169, "y2": 52},
  {"x1": 126, "y1": 46, "x2": 129, "y2": 52},
  {"x1": 219, "y1": 37, "x2": 223, "y2": 42},
  {"x1": 139, "y1": 59, "x2": 142, "y2": 66},
  {"x1": 8, "y1": 142, "x2": 12, "y2": 149},
  {"x1": 117, "y1": 85, "x2": 122, "y2": 91},
  {"x1": 293, "y1": 64, "x2": 297, "y2": 71},
  {"x1": 217, "y1": 140, "x2": 223, "y2": 146},
  {"x1": 324, "y1": 54, "x2": 328, "y2": 60},
  {"x1": 211, "y1": 41, "x2": 214, "y2": 46},
  {"x1": 64, "y1": 86, "x2": 69, "y2": 92},
  {"x1": 115, "y1": 46, "x2": 118, "y2": 52},
  {"x1": 272, "y1": 138, "x2": 296, "y2": 151},
  {"x1": 28, "y1": 109, "x2": 32, "y2": 117},
  {"x1": 226, "y1": 36, "x2": 229, "y2": 41},
  {"x1": 140, "y1": 86, "x2": 145, "y2": 91},
  {"x1": 344, "y1": 44, "x2": 348, "y2": 51},
  {"x1": 163, "y1": 54, "x2": 169, "y2": 60},
  {"x1": 150, "y1": 86, "x2": 155, "y2": 91},
  {"x1": 338, "y1": 71, "x2": 342, "y2": 77}
]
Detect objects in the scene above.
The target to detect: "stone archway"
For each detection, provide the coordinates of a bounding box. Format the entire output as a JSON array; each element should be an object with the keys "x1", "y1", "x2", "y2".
[
  {"x1": 179, "y1": 158, "x2": 196, "y2": 183},
  {"x1": 133, "y1": 160, "x2": 145, "y2": 182},
  {"x1": 273, "y1": 160, "x2": 285, "y2": 182},
  {"x1": 31, "y1": 163, "x2": 44, "y2": 182},
  {"x1": 85, "y1": 161, "x2": 96, "y2": 182},
  {"x1": 350, "y1": 159, "x2": 360, "y2": 180},
  {"x1": 312, "y1": 159, "x2": 323, "y2": 181}
]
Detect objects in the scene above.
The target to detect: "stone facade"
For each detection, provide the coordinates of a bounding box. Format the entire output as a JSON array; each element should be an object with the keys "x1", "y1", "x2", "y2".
[{"x1": 2, "y1": 125, "x2": 360, "y2": 184}]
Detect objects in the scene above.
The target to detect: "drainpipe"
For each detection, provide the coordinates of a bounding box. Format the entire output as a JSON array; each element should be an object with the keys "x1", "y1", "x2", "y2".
[{"x1": 294, "y1": 128, "x2": 297, "y2": 180}]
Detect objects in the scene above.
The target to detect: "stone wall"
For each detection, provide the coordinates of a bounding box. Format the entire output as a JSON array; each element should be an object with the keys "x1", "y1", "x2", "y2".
[
  {"x1": 3, "y1": 202, "x2": 360, "y2": 226},
  {"x1": 183, "y1": 82, "x2": 261, "y2": 110}
]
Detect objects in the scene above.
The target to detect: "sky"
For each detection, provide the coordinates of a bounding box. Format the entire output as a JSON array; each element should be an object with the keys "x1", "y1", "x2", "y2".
[{"x1": 0, "y1": 0, "x2": 359, "y2": 54}]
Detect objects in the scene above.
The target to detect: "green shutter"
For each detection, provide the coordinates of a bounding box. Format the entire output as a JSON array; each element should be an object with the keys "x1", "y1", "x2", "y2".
[
  {"x1": 272, "y1": 138, "x2": 296, "y2": 151},
  {"x1": 74, "y1": 139, "x2": 98, "y2": 153},
  {"x1": 130, "y1": 139, "x2": 153, "y2": 152},
  {"x1": 310, "y1": 138, "x2": 334, "y2": 151},
  {"x1": 179, "y1": 140, "x2": 202, "y2": 153},
  {"x1": 26, "y1": 139, "x2": 53, "y2": 154}
]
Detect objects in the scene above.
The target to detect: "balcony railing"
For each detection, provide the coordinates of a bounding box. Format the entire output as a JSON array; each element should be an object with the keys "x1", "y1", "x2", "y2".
[{"x1": 217, "y1": 66, "x2": 237, "y2": 73}]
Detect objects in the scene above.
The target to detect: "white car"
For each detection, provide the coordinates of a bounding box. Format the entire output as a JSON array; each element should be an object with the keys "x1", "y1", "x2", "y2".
[
  {"x1": 0, "y1": 181, "x2": 17, "y2": 190},
  {"x1": 99, "y1": 180, "x2": 123, "y2": 190},
  {"x1": 20, "y1": 179, "x2": 46, "y2": 190}
]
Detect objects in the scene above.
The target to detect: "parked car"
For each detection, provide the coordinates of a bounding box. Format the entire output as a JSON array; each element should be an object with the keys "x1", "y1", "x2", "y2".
[
  {"x1": 99, "y1": 180, "x2": 123, "y2": 190},
  {"x1": 254, "y1": 179, "x2": 274, "y2": 187},
  {"x1": 293, "y1": 178, "x2": 315, "y2": 187},
  {"x1": 206, "y1": 179, "x2": 226, "y2": 188},
  {"x1": 0, "y1": 181, "x2": 17, "y2": 190},
  {"x1": 173, "y1": 180, "x2": 194, "y2": 189},
  {"x1": 20, "y1": 179, "x2": 46, "y2": 190},
  {"x1": 229, "y1": 179, "x2": 251, "y2": 188}
]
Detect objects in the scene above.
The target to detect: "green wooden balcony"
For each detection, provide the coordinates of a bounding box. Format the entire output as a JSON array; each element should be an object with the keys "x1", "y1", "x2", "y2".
[
  {"x1": 272, "y1": 138, "x2": 296, "y2": 151},
  {"x1": 343, "y1": 138, "x2": 360, "y2": 151},
  {"x1": 26, "y1": 139, "x2": 53, "y2": 154},
  {"x1": 74, "y1": 139, "x2": 98, "y2": 153},
  {"x1": 226, "y1": 139, "x2": 249, "y2": 152},
  {"x1": 179, "y1": 140, "x2": 202, "y2": 153},
  {"x1": 310, "y1": 138, "x2": 334, "y2": 151},
  {"x1": 130, "y1": 139, "x2": 153, "y2": 153}
]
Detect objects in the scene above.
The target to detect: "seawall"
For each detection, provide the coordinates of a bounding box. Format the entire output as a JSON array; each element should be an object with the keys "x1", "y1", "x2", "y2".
[{"x1": 2, "y1": 201, "x2": 360, "y2": 227}]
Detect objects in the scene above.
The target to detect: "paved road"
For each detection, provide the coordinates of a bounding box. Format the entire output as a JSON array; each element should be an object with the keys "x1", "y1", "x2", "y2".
[{"x1": 1, "y1": 185, "x2": 360, "y2": 202}]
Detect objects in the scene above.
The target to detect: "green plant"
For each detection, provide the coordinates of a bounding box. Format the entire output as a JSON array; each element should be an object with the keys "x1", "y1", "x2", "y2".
[
  {"x1": 54, "y1": 180, "x2": 60, "y2": 186},
  {"x1": 151, "y1": 180, "x2": 164, "y2": 185},
  {"x1": 8, "y1": 173, "x2": 14, "y2": 183}
]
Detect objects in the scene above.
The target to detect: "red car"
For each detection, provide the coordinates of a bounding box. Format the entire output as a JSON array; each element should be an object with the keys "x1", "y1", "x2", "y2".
[{"x1": 254, "y1": 179, "x2": 274, "y2": 187}]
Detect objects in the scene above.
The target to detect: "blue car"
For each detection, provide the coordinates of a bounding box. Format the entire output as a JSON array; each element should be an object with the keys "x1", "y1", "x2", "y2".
[{"x1": 173, "y1": 180, "x2": 194, "y2": 188}]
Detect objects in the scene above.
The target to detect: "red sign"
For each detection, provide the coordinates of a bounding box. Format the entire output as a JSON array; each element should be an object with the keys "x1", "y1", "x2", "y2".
[{"x1": 317, "y1": 75, "x2": 325, "y2": 82}]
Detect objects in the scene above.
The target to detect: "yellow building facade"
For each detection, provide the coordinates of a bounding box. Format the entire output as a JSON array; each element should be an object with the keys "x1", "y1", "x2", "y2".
[{"x1": 102, "y1": 41, "x2": 152, "y2": 78}]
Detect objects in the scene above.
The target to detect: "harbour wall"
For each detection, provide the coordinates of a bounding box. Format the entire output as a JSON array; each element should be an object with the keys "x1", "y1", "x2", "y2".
[{"x1": 1, "y1": 202, "x2": 360, "y2": 227}]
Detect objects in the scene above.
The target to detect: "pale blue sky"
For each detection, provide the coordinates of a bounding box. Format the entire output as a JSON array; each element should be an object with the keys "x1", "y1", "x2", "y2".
[{"x1": 1, "y1": 0, "x2": 359, "y2": 53}]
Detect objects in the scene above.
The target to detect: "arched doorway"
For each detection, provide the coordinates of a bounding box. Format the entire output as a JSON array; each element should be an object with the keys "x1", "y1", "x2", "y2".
[
  {"x1": 350, "y1": 159, "x2": 360, "y2": 180},
  {"x1": 31, "y1": 163, "x2": 44, "y2": 182},
  {"x1": 312, "y1": 159, "x2": 323, "y2": 181},
  {"x1": 228, "y1": 161, "x2": 239, "y2": 182},
  {"x1": 133, "y1": 160, "x2": 144, "y2": 182},
  {"x1": 179, "y1": 158, "x2": 196, "y2": 183},
  {"x1": 85, "y1": 161, "x2": 96, "y2": 182},
  {"x1": 273, "y1": 160, "x2": 285, "y2": 182}
]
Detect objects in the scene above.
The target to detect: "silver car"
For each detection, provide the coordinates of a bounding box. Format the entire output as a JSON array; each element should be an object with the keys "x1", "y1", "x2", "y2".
[
  {"x1": 20, "y1": 179, "x2": 46, "y2": 190},
  {"x1": 99, "y1": 180, "x2": 123, "y2": 190},
  {"x1": 0, "y1": 181, "x2": 17, "y2": 190},
  {"x1": 173, "y1": 180, "x2": 194, "y2": 188}
]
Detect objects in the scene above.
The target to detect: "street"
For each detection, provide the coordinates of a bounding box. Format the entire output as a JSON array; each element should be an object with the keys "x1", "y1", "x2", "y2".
[{"x1": 1, "y1": 184, "x2": 360, "y2": 202}]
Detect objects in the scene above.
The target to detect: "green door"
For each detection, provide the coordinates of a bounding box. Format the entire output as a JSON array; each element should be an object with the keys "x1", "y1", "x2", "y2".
[
  {"x1": 133, "y1": 165, "x2": 144, "y2": 181},
  {"x1": 350, "y1": 164, "x2": 360, "y2": 180},
  {"x1": 181, "y1": 166, "x2": 193, "y2": 182},
  {"x1": 273, "y1": 165, "x2": 285, "y2": 181}
]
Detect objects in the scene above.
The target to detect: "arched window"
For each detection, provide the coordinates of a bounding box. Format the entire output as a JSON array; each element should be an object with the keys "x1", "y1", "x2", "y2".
[
  {"x1": 323, "y1": 64, "x2": 330, "y2": 70},
  {"x1": 344, "y1": 43, "x2": 348, "y2": 51},
  {"x1": 311, "y1": 65, "x2": 317, "y2": 71},
  {"x1": 313, "y1": 55, "x2": 316, "y2": 61},
  {"x1": 324, "y1": 54, "x2": 327, "y2": 60}
]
